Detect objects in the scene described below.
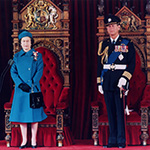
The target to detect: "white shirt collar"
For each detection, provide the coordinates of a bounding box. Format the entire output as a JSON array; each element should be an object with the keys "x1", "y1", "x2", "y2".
[{"x1": 110, "y1": 35, "x2": 119, "y2": 44}]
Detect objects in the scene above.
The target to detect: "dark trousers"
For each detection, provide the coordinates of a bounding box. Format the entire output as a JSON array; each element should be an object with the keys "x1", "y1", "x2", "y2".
[{"x1": 104, "y1": 89, "x2": 125, "y2": 144}]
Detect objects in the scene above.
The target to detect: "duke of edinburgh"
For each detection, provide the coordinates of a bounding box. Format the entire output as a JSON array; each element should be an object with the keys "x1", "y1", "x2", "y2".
[{"x1": 97, "y1": 15, "x2": 135, "y2": 148}]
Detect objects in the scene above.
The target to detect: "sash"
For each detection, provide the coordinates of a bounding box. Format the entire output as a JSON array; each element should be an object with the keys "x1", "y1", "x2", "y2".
[{"x1": 100, "y1": 39, "x2": 129, "y2": 85}]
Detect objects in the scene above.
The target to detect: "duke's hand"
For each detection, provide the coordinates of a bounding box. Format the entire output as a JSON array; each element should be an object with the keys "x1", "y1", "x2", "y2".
[
  {"x1": 98, "y1": 85, "x2": 104, "y2": 94},
  {"x1": 18, "y1": 83, "x2": 31, "y2": 92},
  {"x1": 117, "y1": 77, "x2": 127, "y2": 88}
]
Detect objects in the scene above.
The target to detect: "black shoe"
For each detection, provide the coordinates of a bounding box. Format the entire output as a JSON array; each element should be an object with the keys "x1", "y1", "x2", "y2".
[
  {"x1": 103, "y1": 143, "x2": 118, "y2": 148},
  {"x1": 118, "y1": 143, "x2": 126, "y2": 148},
  {"x1": 19, "y1": 143, "x2": 28, "y2": 149},
  {"x1": 31, "y1": 145, "x2": 37, "y2": 148}
]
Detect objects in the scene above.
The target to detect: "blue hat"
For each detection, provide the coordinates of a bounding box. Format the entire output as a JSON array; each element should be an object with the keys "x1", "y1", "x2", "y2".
[
  {"x1": 104, "y1": 15, "x2": 121, "y2": 26},
  {"x1": 18, "y1": 31, "x2": 33, "y2": 40}
]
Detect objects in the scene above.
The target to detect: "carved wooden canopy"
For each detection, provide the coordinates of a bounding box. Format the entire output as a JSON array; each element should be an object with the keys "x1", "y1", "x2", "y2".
[
  {"x1": 97, "y1": 6, "x2": 150, "y2": 84},
  {"x1": 11, "y1": 0, "x2": 70, "y2": 87}
]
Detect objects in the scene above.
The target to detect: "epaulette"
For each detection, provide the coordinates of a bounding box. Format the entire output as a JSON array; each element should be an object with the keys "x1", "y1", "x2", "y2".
[
  {"x1": 104, "y1": 38, "x2": 110, "y2": 43},
  {"x1": 121, "y1": 38, "x2": 130, "y2": 45}
]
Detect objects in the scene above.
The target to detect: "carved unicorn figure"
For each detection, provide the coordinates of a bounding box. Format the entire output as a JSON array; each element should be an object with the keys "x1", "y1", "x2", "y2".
[{"x1": 48, "y1": 5, "x2": 58, "y2": 29}]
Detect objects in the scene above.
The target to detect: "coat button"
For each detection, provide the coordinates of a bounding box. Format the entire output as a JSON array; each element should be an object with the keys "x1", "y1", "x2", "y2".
[{"x1": 28, "y1": 68, "x2": 31, "y2": 70}]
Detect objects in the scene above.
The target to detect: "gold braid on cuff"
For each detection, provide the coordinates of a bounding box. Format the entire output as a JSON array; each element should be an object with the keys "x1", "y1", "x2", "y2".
[
  {"x1": 122, "y1": 71, "x2": 132, "y2": 80},
  {"x1": 97, "y1": 77, "x2": 101, "y2": 84}
]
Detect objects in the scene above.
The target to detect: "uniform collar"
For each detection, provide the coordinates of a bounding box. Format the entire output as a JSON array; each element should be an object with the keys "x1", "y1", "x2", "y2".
[
  {"x1": 116, "y1": 36, "x2": 122, "y2": 44},
  {"x1": 110, "y1": 35, "x2": 120, "y2": 44}
]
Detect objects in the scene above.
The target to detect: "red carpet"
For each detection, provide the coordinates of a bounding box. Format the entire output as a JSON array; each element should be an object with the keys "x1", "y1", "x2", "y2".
[{"x1": 0, "y1": 140, "x2": 150, "y2": 150}]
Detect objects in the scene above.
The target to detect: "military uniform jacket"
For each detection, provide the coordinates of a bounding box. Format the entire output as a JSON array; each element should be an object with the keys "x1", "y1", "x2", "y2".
[
  {"x1": 9, "y1": 48, "x2": 47, "y2": 123},
  {"x1": 97, "y1": 36, "x2": 135, "y2": 91}
]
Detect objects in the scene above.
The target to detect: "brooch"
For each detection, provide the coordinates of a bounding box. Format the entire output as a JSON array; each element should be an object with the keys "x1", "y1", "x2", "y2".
[
  {"x1": 33, "y1": 51, "x2": 38, "y2": 61},
  {"x1": 118, "y1": 53, "x2": 124, "y2": 61}
]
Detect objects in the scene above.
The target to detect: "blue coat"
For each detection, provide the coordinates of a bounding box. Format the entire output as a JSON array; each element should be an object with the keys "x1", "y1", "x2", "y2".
[{"x1": 9, "y1": 48, "x2": 47, "y2": 123}]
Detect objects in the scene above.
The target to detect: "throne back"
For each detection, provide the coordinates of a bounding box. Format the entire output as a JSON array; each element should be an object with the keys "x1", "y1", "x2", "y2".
[{"x1": 4, "y1": 0, "x2": 73, "y2": 147}]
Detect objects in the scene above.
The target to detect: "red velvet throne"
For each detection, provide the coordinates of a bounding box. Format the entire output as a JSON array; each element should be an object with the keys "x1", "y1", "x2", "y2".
[
  {"x1": 4, "y1": 0, "x2": 73, "y2": 147},
  {"x1": 91, "y1": 5, "x2": 150, "y2": 146}
]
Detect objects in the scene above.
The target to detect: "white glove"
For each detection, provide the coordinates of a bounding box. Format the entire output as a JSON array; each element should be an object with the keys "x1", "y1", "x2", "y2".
[
  {"x1": 98, "y1": 85, "x2": 104, "y2": 94},
  {"x1": 125, "y1": 105, "x2": 133, "y2": 116},
  {"x1": 117, "y1": 77, "x2": 127, "y2": 88}
]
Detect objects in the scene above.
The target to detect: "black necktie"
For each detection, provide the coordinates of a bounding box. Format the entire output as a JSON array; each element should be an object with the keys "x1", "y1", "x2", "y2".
[
  {"x1": 112, "y1": 40, "x2": 115, "y2": 45},
  {"x1": 109, "y1": 40, "x2": 115, "y2": 55}
]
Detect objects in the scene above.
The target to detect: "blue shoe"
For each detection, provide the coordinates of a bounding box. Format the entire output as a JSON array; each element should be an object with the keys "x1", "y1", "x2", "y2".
[
  {"x1": 31, "y1": 145, "x2": 37, "y2": 148},
  {"x1": 19, "y1": 143, "x2": 28, "y2": 149}
]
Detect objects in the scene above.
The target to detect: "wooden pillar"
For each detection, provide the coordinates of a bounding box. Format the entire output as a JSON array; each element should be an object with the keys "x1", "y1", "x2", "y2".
[
  {"x1": 62, "y1": 0, "x2": 70, "y2": 87},
  {"x1": 12, "y1": 0, "x2": 19, "y2": 54},
  {"x1": 91, "y1": 107, "x2": 99, "y2": 146},
  {"x1": 97, "y1": 16, "x2": 105, "y2": 42},
  {"x1": 4, "y1": 109, "x2": 11, "y2": 147},
  {"x1": 145, "y1": 15, "x2": 150, "y2": 84},
  {"x1": 56, "y1": 109, "x2": 64, "y2": 147},
  {"x1": 141, "y1": 107, "x2": 149, "y2": 146}
]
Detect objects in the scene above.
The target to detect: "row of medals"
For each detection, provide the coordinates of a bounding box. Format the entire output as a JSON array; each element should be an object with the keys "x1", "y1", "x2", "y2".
[{"x1": 115, "y1": 45, "x2": 128, "y2": 61}]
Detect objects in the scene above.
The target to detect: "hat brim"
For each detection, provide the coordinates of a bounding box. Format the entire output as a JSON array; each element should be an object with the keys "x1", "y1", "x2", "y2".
[{"x1": 105, "y1": 22, "x2": 120, "y2": 26}]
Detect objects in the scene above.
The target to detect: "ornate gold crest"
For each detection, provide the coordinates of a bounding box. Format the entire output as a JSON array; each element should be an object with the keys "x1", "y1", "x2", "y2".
[
  {"x1": 120, "y1": 15, "x2": 137, "y2": 31},
  {"x1": 24, "y1": 0, "x2": 58, "y2": 29},
  {"x1": 115, "y1": 6, "x2": 141, "y2": 32}
]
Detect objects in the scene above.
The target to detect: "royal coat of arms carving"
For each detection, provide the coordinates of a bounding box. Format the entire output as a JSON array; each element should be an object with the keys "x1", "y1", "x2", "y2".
[
  {"x1": 120, "y1": 15, "x2": 137, "y2": 31},
  {"x1": 23, "y1": 0, "x2": 60, "y2": 29},
  {"x1": 116, "y1": 6, "x2": 141, "y2": 32}
]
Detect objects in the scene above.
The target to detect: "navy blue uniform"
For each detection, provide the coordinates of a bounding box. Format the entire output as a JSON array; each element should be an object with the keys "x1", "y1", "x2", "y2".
[{"x1": 97, "y1": 36, "x2": 135, "y2": 145}]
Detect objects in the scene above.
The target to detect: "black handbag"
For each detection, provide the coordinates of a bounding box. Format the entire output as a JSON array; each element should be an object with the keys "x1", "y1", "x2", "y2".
[{"x1": 30, "y1": 84, "x2": 44, "y2": 109}]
